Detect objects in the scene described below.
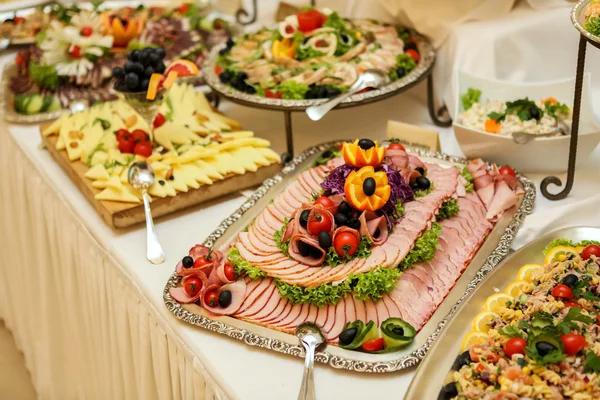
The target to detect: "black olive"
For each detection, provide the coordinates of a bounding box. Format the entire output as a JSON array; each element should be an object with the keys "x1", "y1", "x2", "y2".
[
  {"x1": 318, "y1": 231, "x2": 332, "y2": 249},
  {"x1": 237, "y1": 71, "x2": 248, "y2": 81},
  {"x1": 310, "y1": 246, "x2": 322, "y2": 259},
  {"x1": 155, "y1": 61, "x2": 166, "y2": 74},
  {"x1": 305, "y1": 89, "x2": 317, "y2": 99},
  {"x1": 404, "y1": 42, "x2": 417, "y2": 52},
  {"x1": 338, "y1": 201, "x2": 352, "y2": 215},
  {"x1": 297, "y1": 241, "x2": 311, "y2": 257},
  {"x1": 317, "y1": 86, "x2": 328, "y2": 98},
  {"x1": 415, "y1": 167, "x2": 425, "y2": 175},
  {"x1": 373, "y1": 227, "x2": 381, "y2": 239},
  {"x1": 158, "y1": 180, "x2": 165, "y2": 186},
  {"x1": 144, "y1": 65, "x2": 155, "y2": 77},
  {"x1": 218, "y1": 290, "x2": 232, "y2": 307},
  {"x1": 334, "y1": 213, "x2": 349, "y2": 227},
  {"x1": 396, "y1": 67, "x2": 406, "y2": 78},
  {"x1": 169, "y1": 175, "x2": 175, "y2": 180},
  {"x1": 226, "y1": 38, "x2": 235, "y2": 48},
  {"x1": 441, "y1": 382, "x2": 458, "y2": 399},
  {"x1": 529, "y1": 106, "x2": 541, "y2": 120},
  {"x1": 128, "y1": 50, "x2": 140, "y2": 62},
  {"x1": 112, "y1": 66, "x2": 125, "y2": 79},
  {"x1": 338, "y1": 327, "x2": 358, "y2": 345},
  {"x1": 410, "y1": 181, "x2": 419, "y2": 191},
  {"x1": 182, "y1": 256, "x2": 194, "y2": 268},
  {"x1": 300, "y1": 209, "x2": 311, "y2": 227},
  {"x1": 391, "y1": 326, "x2": 404, "y2": 336},
  {"x1": 219, "y1": 47, "x2": 230, "y2": 56},
  {"x1": 303, "y1": 36, "x2": 311, "y2": 45},
  {"x1": 358, "y1": 138, "x2": 375, "y2": 150},
  {"x1": 140, "y1": 79, "x2": 149, "y2": 90},
  {"x1": 536, "y1": 341, "x2": 557, "y2": 357},
  {"x1": 321, "y1": 150, "x2": 332, "y2": 159},
  {"x1": 155, "y1": 47, "x2": 166, "y2": 60},
  {"x1": 363, "y1": 177, "x2": 376, "y2": 196},
  {"x1": 562, "y1": 274, "x2": 578, "y2": 287},
  {"x1": 125, "y1": 72, "x2": 140, "y2": 90},
  {"x1": 416, "y1": 176, "x2": 430, "y2": 190},
  {"x1": 326, "y1": 87, "x2": 341, "y2": 97},
  {"x1": 347, "y1": 219, "x2": 360, "y2": 230},
  {"x1": 451, "y1": 351, "x2": 471, "y2": 370}
]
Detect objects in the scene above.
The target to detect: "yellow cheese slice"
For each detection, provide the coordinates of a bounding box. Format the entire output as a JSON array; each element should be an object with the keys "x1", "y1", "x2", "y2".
[
  {"x1": 166, "y1": 170, "x2": 189, "y2": 192},
  {"x1": 56, "y1": 134, "x2": 65, "y2": 151},
  {"x1": 195, "y1": 159, "x2": 224, "y2": 180},
  {"x1": 90, "y1": 150, "x2": 108, "y2": 167},
  {"x1": 148, "y1": 180, "x2": 168, "y2": 198},
  {"x1": 153, "y1": 125, "x2": 175, "y2": 152},
  {"x1": 42, "y1": 113, "x2": 67, "y2": 137},
  {"x1": 256, "y1": 147, "x2": 281, "y2": 163},
  {"x1": 80, "y1": 124, "x2": 105, "y2": 164},
  {"x1": 84, "y1": 164, "x2": 110, "y2": 181},
  {"x1": 95, "y1": 186, "x2": 141, "y2": 203}
]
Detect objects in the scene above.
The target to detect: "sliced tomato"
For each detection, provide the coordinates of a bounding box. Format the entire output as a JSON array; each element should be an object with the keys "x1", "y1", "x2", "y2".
[
  {"x1": 504, "y1": 337, "x2": 527, "y2": 358},
  {"x1": 405, "y1": 49, "x2": 419, "y2": 63},
  {"x1": 265, "y1": 89, "x2": 283, "y2": 99},
  {"x1": 153, "y1": 113, "x2": 166, "y2": 128},
  {"x1": 15, "y1": 53, "x2": 24, "y2": 66},
  {"x1": 581, "y1": 244, "x2": 600, "y2": 260},
  {"x1": 361, "y1": 337, "x2": 384, "y2": 352},
  {"x1": 551, "y1": 284, "x2": 573, "y2": 300},
  {"x1": 80, "y1": 26, "x2": 93, "y2": 37},
  {"x1": 475, "y1": 363, "x2": 486, "y2": 374},
  {"x1": 14, "y1": 17, "x2": 25, "y2": 24},
  {"x1": 387, "y1": 143, "x2": 405, "y2": 151},
  {"x1": 214, "y1": 65, "x2": 223, "y2": 75},
  {"x1": 499, "y1": 165, "x2": 516, "y2": 177},
  {"x1": 70, "y1": 45, "x2": 82, "y2": 59},
  {"x1": 564, "y1": 301, "x2": 581, "y2": 308},
  {"x1": 178, "y1": 3, "x2": 190, "y2": 14},
  {"x1": 297, "y1": 9, "x2": 326, "y2": 33},
  {"x1": 560, "y1": 333, "x2": 587, "y2": 356}
]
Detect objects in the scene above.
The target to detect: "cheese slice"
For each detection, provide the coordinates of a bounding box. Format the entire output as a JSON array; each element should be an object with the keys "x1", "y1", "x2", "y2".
[
  {"x1": 80, "y1": 124, "x2": 105, "y2": 164},
  {"x1": 195, "y1": 159, "x2": 224, "y2": 180},
  {"x1": 256, "y1": 147, "x2": 281, "y2": 163},
  {"x1": 177, "y1": 164, "x2": 212, "y2": 187},
  {"x1": 153, "y1": 125, "x2": 175, "y2": 151},
  {"x1": 42, "y1": 113, "x2": 67, "y2": 136},
  {"x1": 85, "y1": 164, "x2": 110, "y2": 181},
  {"x1": 90, "y1": 150, "x2": 108, "y2": 167},
  {"x1": 148, "y1": 181, "x2": 168, "y2": 198},
  {"x1": 95, "y1": 186, "x2": 141, "y2": 203},
  {"x1": 56, "y1": 134, "x2": 65, "y2": 151}
]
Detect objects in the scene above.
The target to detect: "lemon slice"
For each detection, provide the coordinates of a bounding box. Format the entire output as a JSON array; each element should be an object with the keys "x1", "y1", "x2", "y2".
[
  {"x1": 472, "y1": 311, "x2": 499, "y2": 333},
  {"x1": 506, "y1": 280, "x2": 534, "y2": 297},
  {"x1": 575, "y1": 246, "x2": 585, "y2": 254},
  {"x1": 461, "y1": 331, "x2": 489, "y2": 352},
  {"x1": 485, "y1": 293, "x2": 513, "y2": 313},
  {"x1": 517, "y1": 264, "x2": 544, "y2": 282},
  {"x1": 544, "y1": 246, "x2": 578, "y2": 265}
]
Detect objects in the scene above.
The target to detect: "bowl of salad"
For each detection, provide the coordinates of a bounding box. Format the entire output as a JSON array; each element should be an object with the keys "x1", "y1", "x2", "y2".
[
  {"x1": 203, "y1": 7, "x2": 435, "y2": 110},
  {"x1": 453, "y1": 70, "x2": 600, "y2": 173}
]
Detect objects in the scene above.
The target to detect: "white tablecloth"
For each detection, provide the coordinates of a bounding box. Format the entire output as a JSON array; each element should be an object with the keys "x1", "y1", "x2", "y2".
[{"x1": 1, "y1": 2, "x2": 600, "y2": 400}]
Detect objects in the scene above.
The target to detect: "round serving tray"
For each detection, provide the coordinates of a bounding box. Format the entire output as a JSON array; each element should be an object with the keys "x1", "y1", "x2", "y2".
[
  {"x1": 571, "y1": 0, "x2": 600, "y2": 50},
  {"x1": 203, "y1": 29, "x2": 436, "y2": 112}
]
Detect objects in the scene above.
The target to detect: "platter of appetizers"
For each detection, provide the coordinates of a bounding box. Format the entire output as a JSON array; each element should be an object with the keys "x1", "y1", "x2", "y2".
[
  {"x1": 2, "y1": 1, "x2": 240, "y2": 122},
  {"x1": 203, "y1": 8, "x2": 435, "y2": 111},
  {"x1": 406, "y1": 227, "x2": 600, "y2": 399},
  {"x1": 39, "y1": 80, "x2": 281, "y2": 229},
  {"x1": 572, "y1": 0, "x2": 600, "y2": 49},
  {"x1": 164, "y1": 139, "x2": 535, "y2": 372}
]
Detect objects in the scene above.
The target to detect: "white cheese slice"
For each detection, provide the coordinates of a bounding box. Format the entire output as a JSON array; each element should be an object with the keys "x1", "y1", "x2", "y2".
[{"x1": 84, "y1": 164, "x2": 110, "y2": 181}]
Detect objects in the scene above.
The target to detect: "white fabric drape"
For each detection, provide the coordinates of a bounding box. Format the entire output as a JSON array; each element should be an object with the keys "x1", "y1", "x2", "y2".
[{"x1": 0, "y1": 127, "x2": 226, "y2": 400}]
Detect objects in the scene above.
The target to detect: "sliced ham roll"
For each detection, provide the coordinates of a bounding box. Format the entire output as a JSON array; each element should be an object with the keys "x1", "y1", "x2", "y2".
[
  {"x1": 359, "y1": 211, "x2": 388, "y2": 245},
  {"x1": 169, "y1": 272, "x2": 209, "y2": 304},
  {"x1": 485, "y1": 180, "x2": 518, "y2": 221},
  {"x1": 208, "y1": 259, "x2": 235, "y2": 286},
  {"x1": 176, "y1": 245, "x2": 222, "y2": 277},
  {"x1": 494, "y1": 174, "x2": 518, "y2": 190},
  {"x1": 407, "y1": 154, "x2": 426, "y2": 171},
  {"x1": 282, "y1": 218, "x2": 299, "y2": 243},
  {"x1": 467, "y1": 158, "x2": 486, "y2": 176},
  {"x1": 201, "y1": 280, "x2": 248, "y2": 316},
  {"x1": 332, "y1": 226, "x2": 361, "y2": 254},
  {"x1": 288, "y1": 234, "x2": 326, "y2": 267},
  {"x1": 385, "y1": 148, "x2": 409, "y2": 169}
]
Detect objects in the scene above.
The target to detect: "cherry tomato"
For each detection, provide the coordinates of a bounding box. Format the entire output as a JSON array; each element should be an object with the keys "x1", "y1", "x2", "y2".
[
  {"x1": 14, "y1": 17, "x2": 25, "y2": 24},
  {"x1": 560, "y1": 333, "x2": 587, "y2": 356},
  {"x1": 118, "y1": 135, "x2": 135, "y2": 154},
  {"x1": 193, "y1": 256, "x2": 212, "y2": 269},
  {"x1": 134, "y1": 142, "x2": 153, "y2": 157},
  {"x1": 405, "y1": 49, "x2": 419, "y2": 63},
  {"x1": 307, "y1": 211, "x2": 333, "y2": 236},
  {"x1": 184, "y1": 276, "x2": 203, "y2": 297},
  {"x1": 581, "y1": 244, "x2": 600, "y2": 260},
  {"x1": 551, "y1": 284, "x2": 573, "y2": 300},
  {"x1": 153, "y1": 113, "x2": 166, "y2": 128},
  {"x1": 297, "y1": 9, "x2": 326, "y2": 33},
  {"x1": 178, "y1": 3, "x2": 190, "y2": 13},
  {"x1": 69, "y1": 45, "x2": 82, "y2": 59},
  {"x1": 504, "y1": 337, "x2": 527, "y2": 358},
  {"x1": 361, "y1": 337, "x2": 384, "y2": 352},
  {"x1": 475, "y1": 363, "x2": 486, "y2": 374},
  {"x1": 131, "y1": 129, "x2": 149, "y2": 143},
  {"x1": 387, "y1": 143, "x2": 406, "y2": 151},
  {"x1": 80, "y1": 26, "x2": 93, "y2": 37},
  {"x1": 564, "y1": 301, "x2": 581, "y2": 308},
  {"x1": 314, "y1": 196, "x2": 335, "y2": 208},
  {"x1": 265, "y1": 89, "x2": 283, "y2": 99},
  {"x1": 333, "y1": 231, "x2": 359, "y2": 257},
  {"x1": 204, "y1": 291, "x2": 219, "y2": 307},
  {"x1": 214, "y1": 65, "x2": 223, "y2": 75},
  {"x1": 486, "y1": 352, "x2": 500, "y2": 363},
  {"x1": 224, "y1": 263, "x2": 236, "y2": 281},
  {"x1": 499, "y1": 165, "x2": 517, "y2": 177},
  {"x1": 596, "y1": 314, "x2": 600, "y2": 325}
]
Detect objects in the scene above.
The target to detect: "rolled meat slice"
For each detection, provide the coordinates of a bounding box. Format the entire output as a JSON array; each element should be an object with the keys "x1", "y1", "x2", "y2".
[
  {"x1": 467, "y1": 158, "x2": 486, "y2": 175},
  {"x1": 485, "y1": 180, "x2": 518, "y2": 221},
  {"x1": 359, "y1": 211, "x2": 388, "y2": 245},
  {"x1": 332, "y1": 226, "x2": 361, "y2": 254},
  {"x1": 385, "y1": 148, "x2": 409, "y2": 169},
  {"x1": 176, "y1": 245, "x2": 222, "y2": 277},
  {"x1": 292, "y1": 204, "x2": 335, "y2": 238},
  {"x1": 282, "y1": 218, "x2": 299, "y2": 243},
  {"x1": 208, "y1": 259, "x2": 235, "y2": 286},
  {"x1": 473, "y1": 174, "x2": 493, "y2": 191},
  {"x1": 288, "y1": 234, "x2": 326, "y2": 267},
  {"x1": 494, "y1": 173, "x2": 518, "y2": 190},
  {"x1": 320, "y1": 194, "x2": 344, "y2": 215},
  {"x1": 169, "y1": 272, "x2": 209, "y2": 304},
  {"x1": 201, "y1": 280, "x2": 248, "y2": 316},
  {"x1": 407, "y1": 154, "x2": 426, "y2": 171}
]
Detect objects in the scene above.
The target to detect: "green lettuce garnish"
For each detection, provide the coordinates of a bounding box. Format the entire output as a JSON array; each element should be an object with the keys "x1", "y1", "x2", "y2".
[
  {"x1": 459, "y1": 166, "x2": 474, "y2": 193},
  {"x1": 398, "y1": 222, "x2": 442, "y2": 270},
  {"x1": 352, "y1": 266, "x2": 401, "y2": 301},
  {"x1": 414, "y1": 183, "x2": 434, "y2": 198},
  {"x1": 313, "y1": 146, "x2": 342, "y2": 167},
  {"x1": 544, "y1": 100, "x2": 570, "y2": 120},
  {"x1": 389, "y1": 54, "x2": 417, "y2": 81},
  {"x1": 279, "y1": 81, "x2": 309, "y2": 100},
  {"x1": 228, "y1": 247, "x2": 267, "y2": 280},
  {"x1": 461, "y1": 88, "x2": 481, "y2": 111},
  {"x1": 273, "y1": 218, "x2": 290, "y2": 255},
  {"x1": 438, "y1": 199, "x2": 460, "y2": 220},
  {"x1": 585, "y1": 15, "x2": 600, "y2": 37},
  {"x1": 395, "y1": 200, "x2": 405, "y2": 217},
  {"x1": 29, "y1": 61, "x2": 60, "y2": 90},
  {"x1": 324, "y1": 235, "x2": 372, "y2": 267},
  {"x1": 543, "y1": 239, "x2": 600, "y2": 255}
]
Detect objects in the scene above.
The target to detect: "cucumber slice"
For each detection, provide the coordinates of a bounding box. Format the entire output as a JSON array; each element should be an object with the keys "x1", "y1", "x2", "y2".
[
  {"x1": 40, "y1": 95, "x2": 54, "y2": 112},
  {"x1": 25, "y1": 94, "x2": 43, "y2": 115},
  {"x1": 381, "y1": 317, "x2": 416, "y2": 350},
  {"x1": 339, "y1": 320, "x2": 378, "y2": 350},
  {"x1": 46, "y1": 96, "x2": 62, "y2": 112}
]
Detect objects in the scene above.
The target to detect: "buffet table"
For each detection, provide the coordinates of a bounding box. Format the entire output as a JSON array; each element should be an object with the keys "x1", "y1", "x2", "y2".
[{"x1": 2, "y1": 2, "x2": 600, "y2": 400}]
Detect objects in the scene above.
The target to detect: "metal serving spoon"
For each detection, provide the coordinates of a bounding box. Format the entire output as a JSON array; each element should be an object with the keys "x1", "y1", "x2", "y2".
[
  {"x1": 305, "y1": 69, "x2": 389, "y2": 121},
  {"x1": 296, "y1": 322, "x2": 325, "y2": 400},
  {"x1": 128, "y1": 162, "x2": 165, "y2": 264},
  {"x1": 511, "y1": 121, "x2": 570, "y2": 144}
]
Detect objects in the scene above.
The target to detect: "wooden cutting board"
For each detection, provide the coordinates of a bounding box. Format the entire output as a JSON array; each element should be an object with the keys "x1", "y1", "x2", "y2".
[{"x1": 39, "y1": 123, "x2": 282, "y2": 229}]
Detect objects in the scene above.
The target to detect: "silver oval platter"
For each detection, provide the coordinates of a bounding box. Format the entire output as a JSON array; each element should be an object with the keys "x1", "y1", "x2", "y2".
[
  {"x1": 203, "y1": 29, "x2": 435, "y2": 112},
  {"x1": 405, "y1": 226, "x2": 600, "y2": 398},
  {"x1": 163, "y1": 141, "x2": 535, "y2": 373}
]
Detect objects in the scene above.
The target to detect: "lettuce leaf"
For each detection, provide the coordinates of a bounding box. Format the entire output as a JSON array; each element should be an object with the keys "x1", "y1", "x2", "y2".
[
  {"x1": 29, "y1": 61, "x2": 60, "y2": 90},
  {"x1": 398, "y1": 222, "x2": 442, "y2": 270},
  {"x1": 414, "y1": 183, "x2": 434, "y2": 198},
  {"x1": 279, "y1": 81, "x2": 309, "y2": 100},
  {"x1": 273, "y1": 218, "x2": 290, "y2": 255},
  {"x1": 459, "y1": 166, "x2": 474, "y2": 193},
  {"x1": 227, "y1": 247, "x2": 267, "y2": 280},
  {"x1": 543, "y1": 239, "x2": 600, "y2": 255},
  {"x1": 437, "y1": 198, "x2": 460, "y2": 221},
  {"x1": 585, "y1": 15, "x2": 600, "y2": 37},
  {"x1": 461, "y1": 87, "x2": 481, "y2": 111},
  {"x1": 351, "y1": 266, "x2": 401, "y2": 301},
  {"x1": 324, "y1": 235, "x2": 372, "y2": 267}
]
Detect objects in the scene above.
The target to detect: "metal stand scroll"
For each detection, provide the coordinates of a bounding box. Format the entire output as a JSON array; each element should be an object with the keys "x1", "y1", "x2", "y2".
[
  {"x1": 427, "y1": 75, "x2": 453, "y2": 127},
  {"x1": 235, "y1": 0, "x2": 258, "y2": 25},
  {"x1": 540, "y1": 34, "x2": 586, "y2": 200}
]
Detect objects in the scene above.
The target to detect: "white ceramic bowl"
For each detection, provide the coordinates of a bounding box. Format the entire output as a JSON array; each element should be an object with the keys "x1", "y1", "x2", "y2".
[{"x1": 453, "y1": 70, "x2": 600, "y2": 173}]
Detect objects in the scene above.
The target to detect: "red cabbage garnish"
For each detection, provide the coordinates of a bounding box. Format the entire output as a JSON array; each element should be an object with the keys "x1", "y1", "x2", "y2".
[{"x1": 321, "y1": 162, "x2": 414, "y2": 228}]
